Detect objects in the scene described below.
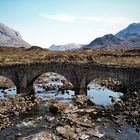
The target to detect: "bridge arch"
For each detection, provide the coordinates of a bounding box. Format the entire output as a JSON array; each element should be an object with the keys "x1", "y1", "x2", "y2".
[
  {"x1": 83, "y1": 64, "x2": 130, "y2": 94},
  {"x1": 0, "y1": 75, "x2": 16, "y2": 89},
  {"x1": 87, "y1": 77, "x2": 127, "y2": 93},
  {"x1": 23, "y1": 68, "x2": 77, "y2": 94},
  {"x1": 0, "y1": 75, "x2": 17, "y2": 98},
  {"x1": 33, "y1": 72, "x2": 74, "y2": 92}
]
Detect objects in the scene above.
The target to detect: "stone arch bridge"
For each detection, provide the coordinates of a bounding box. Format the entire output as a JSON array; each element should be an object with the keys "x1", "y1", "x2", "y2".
[{"x1": 0, "y1": 61, "x2": 140, "y2": 94}]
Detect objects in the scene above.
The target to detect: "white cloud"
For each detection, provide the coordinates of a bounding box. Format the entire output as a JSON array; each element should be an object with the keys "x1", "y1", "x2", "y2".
[
  {"x1": 40, "y1": 13, "x2": 137, "y2": 25},
  {"x1": 81, "y1": 16, "x2": 136, "y2": 25},
  {"x1": 82, "y1": 16, "x2": 103, "y2": 22},
  {"x1": 40, "y1": 13, "x2": 77, "y2": 22}
]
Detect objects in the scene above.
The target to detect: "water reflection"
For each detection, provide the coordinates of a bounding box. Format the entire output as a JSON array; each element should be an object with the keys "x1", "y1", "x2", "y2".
[
  {"x1": 88, "y1": 84, "x2": 123, "y2": 105},
  {"x1": 0, "y1": 84, "x2": 123, "y2": 105},
  {"x1": 35, "y1": 85, "x2": 75, "y2": 101},
  {"x1": 0, "y1": 87, "x2": 16, "y2": 99},
  {"x1": 35, "y1": 83, "x2": 123, "y2": 105}
]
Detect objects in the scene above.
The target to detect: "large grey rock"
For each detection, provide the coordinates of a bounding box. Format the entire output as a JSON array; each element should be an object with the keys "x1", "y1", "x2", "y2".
[{"x1": 0, "y1": 23, "x2": 31, "y2": 48}]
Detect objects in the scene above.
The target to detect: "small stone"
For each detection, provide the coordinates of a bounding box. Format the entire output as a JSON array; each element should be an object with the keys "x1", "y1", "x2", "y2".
[
  {"x1": 79, "y1": 134, "x2": 89, "y2": 140},
  {"x1": 116, "y1": 129, "x2": 121, "y2": 134}
]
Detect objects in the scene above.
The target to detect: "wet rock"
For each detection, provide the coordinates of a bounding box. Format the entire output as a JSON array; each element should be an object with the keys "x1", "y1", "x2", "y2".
[
  {"x1": 61, "y1": 113, "x2": 93, "y2": 128},
  {"x1": 16, "y1": 132, "x2": 22, "y2": 137},
  {"x1": 56, "y1": 125, "x2": 77, "y2": 139},
  {"x1": 45, "y1": 116, "x2": 55, "y2": 122},
  {"x1": 73, "y1": 95, "x2": 95, "y2": 107},
  {"x1": 116, "y1": 129, "x2": 121, "y2": 134},
  {"x1": 17, "y1": 131, "x2": 52, "y2": 140},
  {"x1": 64, "y1": 108, "x2": 96, "y2": 115},
  {"x1": 0, "y1": 94, "x2": 41, "y2": 130},
  {"x1": 79, "y1": 134, "x2": 89, "y2": 140},
  {"x1": 49, "y1": 101, "x2": 70, "y2": 113},
  {"x1": 86, "y1": 127, "x2": 105, "y2": 138}
]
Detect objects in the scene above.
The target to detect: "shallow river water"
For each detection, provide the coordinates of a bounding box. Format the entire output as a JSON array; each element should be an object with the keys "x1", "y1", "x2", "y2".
[{"x1": 35, "y1": 84, "x2": 123, "y2": 105}]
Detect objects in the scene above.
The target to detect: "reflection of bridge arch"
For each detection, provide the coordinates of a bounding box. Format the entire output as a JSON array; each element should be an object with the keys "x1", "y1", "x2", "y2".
[{"x1": 0, "y1": 62, "x2": 139, "y2": 94}]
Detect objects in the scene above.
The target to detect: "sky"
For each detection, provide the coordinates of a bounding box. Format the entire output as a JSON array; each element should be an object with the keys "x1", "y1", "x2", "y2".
[{"x1": 0, "y1": 0, "x2": 140, "y2": 48}]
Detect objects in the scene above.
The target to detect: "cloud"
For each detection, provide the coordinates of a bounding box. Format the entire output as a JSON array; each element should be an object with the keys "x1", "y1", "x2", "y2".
[
  {"x1": 81, "y1": 16, "x2": 136, "y2": 25},
  {"x1": 82, "y1": 16, "x2": 103, "y2": 22},
  {"x1": 40, "y1": 13, "x2": 138, "y2": 26},
  {"x1": 40, "y1": 13, "x2": 76, "y2": 22}
]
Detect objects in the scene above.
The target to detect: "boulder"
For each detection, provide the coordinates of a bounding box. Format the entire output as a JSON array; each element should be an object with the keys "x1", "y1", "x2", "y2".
[
  {"x1": 17, "y1": 131, "x2": 52, "y2": 140},
  {"x1": 73, "y1": 95, "x2": 94, "y2": 107},
  {"x1": 49, "y1": 101, "x2": 70, "y2": 113},
  {"x1": 56, "y1": 125, "x2": 77, "y2": 139}
]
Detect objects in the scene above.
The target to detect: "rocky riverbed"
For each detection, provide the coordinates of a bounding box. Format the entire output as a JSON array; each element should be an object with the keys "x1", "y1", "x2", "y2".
[
  {"x1": 34, "y1": 72, "x2": 73, "y2": 91},
  {"x1": 0, "y1": 89, "x2": 140, "y2": 140}
]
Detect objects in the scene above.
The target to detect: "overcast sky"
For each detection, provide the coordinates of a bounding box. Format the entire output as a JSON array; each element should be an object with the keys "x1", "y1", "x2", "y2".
[{"x1": 0, "y1": 0, "x2": 140, "y2": 48}]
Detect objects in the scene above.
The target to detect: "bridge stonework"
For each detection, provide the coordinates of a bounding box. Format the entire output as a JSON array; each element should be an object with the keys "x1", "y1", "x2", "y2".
[{"x1": 0, "y1": 62, "x2": 140, "y2": 94}]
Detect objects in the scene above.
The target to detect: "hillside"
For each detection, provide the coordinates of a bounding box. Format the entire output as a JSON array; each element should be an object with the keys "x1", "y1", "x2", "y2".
[
  {"x1": 0, "y1": 46, "x2": 140, "y2": 66},
  {"x1": 0, "y1": 23, "x2": 31, "y2": 48},
  {"x1": 115, "y1": 23, "x2": 140, "y2": 39}
]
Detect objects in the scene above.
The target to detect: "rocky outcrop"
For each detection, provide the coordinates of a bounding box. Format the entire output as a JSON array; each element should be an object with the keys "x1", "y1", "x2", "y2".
[
  {"x1": 0, "y1": 94, "x2": 40, "y2": 130},
  {"x1": 49, "y1": 100, "x2": 70, "y2": 113},
  {"x1": 73, "y1": 95, "x2": 94, "y2": 107}
]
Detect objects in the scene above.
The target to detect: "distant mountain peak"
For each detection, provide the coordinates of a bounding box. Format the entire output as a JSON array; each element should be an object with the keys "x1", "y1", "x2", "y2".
[
  {"x1": 0, "y1": 23, "x2": 22, "y2": 39},
  {"x1": 115, "y1": 22, "x2": 140, "y2": 39},
  {"x1": 87, "y1": 34, "x2": 122, "y2": 47},
  {"x1": 0, "y1": 23, "x2": 31, "y2": 48},
  {"x1": 128, "y1": 22, "x2": 140, "y2": 27},
  {"x1": 82, "y1": 22, "x2": 140, "y2": 50},
  {"x1": 49, "y1": 43, "x2": 83, "y2": 51}
]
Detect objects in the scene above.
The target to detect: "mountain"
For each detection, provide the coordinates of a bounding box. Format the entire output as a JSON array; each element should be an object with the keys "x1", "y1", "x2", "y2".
[
  {"x1": 49, "y1": 43, "x2": 84, "y2": 51},
  {"x1": 115, "y1": 23, "x2": 140, "y2": 39},
  {"x1": 87, "y1": 34, "x2": 122, "y2": 46},
  {"x1": 83, "y1": 23, "x2": 140, "y2": 50},
  {"x1": 83, "y1": 34, "x2": 126, "y2": 49},
  {"x1": 0, "y1": 23, "x2": 31, "y2": 48}
]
